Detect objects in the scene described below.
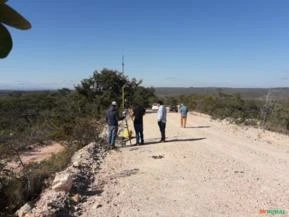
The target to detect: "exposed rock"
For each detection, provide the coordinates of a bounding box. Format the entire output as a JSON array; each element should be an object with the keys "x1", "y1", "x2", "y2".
[
  {"x1": 73, "y1": 161, "x2": 80, "y2": 168},
  {"x1": 16, "y1": 202, "x2": 33, "y2": 217},
  {"x1": 27, "y1": 191, "x2": 67, "y2": 217},
  {"x1": 99, "y1": 125, "x2": 108, "y2": 140},
  {"x1": 52, "y1": 172, "x2": 73, "y2": 192},
  {"x1": 71, "y1": 194, "x2": 81, "y2": 203},
  {"x1": 15, "y1": 142, "x2": 106, "y2": 217}
]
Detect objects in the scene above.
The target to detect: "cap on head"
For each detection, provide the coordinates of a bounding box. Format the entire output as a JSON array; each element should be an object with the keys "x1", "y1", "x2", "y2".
[{"x1": 111, "y1": 101, "x2": 117, "y2": 106}]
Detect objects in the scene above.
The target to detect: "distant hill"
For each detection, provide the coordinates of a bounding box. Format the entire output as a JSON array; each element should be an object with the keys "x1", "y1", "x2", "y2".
[
  {"x1": 1, "y1": 87, "x2": 288, "y2": 101},
  {"x1": 0, "y1": 89, "x2": 58, "y2": 98},
  {"x1": 154, "y1": 87, "x2": 289, "y2": 101}
]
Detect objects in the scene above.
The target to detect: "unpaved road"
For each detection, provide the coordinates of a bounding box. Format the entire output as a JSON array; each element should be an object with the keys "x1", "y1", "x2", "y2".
[{"x1": 79, "y1": 112, "x2": 289, "y2": 217}]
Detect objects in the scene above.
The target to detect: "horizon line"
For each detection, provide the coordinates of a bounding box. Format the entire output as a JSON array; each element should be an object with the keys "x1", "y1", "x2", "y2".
[{"x1": 1, "y1": 86, "x2": 289, "y2": 91}]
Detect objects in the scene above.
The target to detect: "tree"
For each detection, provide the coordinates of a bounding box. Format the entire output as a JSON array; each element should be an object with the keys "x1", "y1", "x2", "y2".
[
  {"x1": 75, "y1": 69, "x2": 128, "y2": 105},
  {"x1": 0, "y1": 0, "x2": 31, "y2": 58},
  {"x1": 131, "y1": 86, "x2": 155, "y2": 108},
  {"x1": 75, "y1": 68, "x2": 156, "y2": 109}
]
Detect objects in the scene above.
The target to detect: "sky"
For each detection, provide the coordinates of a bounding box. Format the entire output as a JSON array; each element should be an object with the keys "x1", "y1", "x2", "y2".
[{"x1": 1, "y1": 0, "x2": 289, "y2": 89}]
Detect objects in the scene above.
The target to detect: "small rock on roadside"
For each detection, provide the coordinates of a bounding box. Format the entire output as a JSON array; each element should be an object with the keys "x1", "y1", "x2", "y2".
[
  {"x1": 71, "y1": 194, "x2": 81, "y2": 203},
  {"x1": 93, "y1": 204, "x2": 103, "y2": 209},
  {"x1": 15, "y1": 203, "x2": 32, "y2": 217},
  {"x1": 52, "y1": 172, "x2": 73, "y2": 192}
]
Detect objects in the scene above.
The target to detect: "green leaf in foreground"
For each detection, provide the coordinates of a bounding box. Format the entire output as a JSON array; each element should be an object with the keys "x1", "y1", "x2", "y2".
[
  {"x1": 0, "y1": 23, "x2": 12, "y2": 58},
  {"x1": 0, "y1": 3, "x2": 31, "y2": 30}
]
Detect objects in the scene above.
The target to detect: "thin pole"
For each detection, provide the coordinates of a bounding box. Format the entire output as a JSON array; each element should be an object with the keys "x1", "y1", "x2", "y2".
[
  {"x1": 122, "y1": 55, "x2": 124, "y2": 74},
  {"x1": 122, "y1": 85, "x2": 125, "y2": 110},
  {"x1": 122, "y1": 55, "x2": 125, "y2": 110},
  {"x1": 121, "y1": 55, "x2": 131, "y2": 146}
]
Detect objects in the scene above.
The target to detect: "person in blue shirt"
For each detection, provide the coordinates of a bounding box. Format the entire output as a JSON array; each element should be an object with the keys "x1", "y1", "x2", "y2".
[
  {"x1": 157, "y1": 100, "x2": 167, "y2": 142},
  {"x1": 179, "y1": 103, "x2": 189, "y2": 128},
  {"x1": 105, "y1": 101, "x2": 124, "y2": 148}
]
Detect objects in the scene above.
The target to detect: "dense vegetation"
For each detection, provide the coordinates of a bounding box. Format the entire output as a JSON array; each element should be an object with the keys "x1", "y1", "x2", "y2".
[
  {"x1": 156, "y1": 87, "x2": 289, "y2": 101},
  {"x1": 164, "y1": 91, "x2": 289, "y2": 134},
  {"x1": 0, "y1": 69, "x2": 156, "y2": 216}
]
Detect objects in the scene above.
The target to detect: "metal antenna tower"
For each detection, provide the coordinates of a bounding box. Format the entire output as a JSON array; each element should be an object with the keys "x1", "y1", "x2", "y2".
[{"x1": 122, "y1": 55, "x2": 125, "y2": 74}]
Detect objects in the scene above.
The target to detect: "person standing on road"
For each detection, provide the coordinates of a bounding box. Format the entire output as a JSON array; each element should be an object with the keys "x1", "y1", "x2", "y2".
[
  {"x1": 157, "y1": 100, "x2": 167, "y2": 142},
  {"x1": 106, "y1": 101, "x2": 124, "y2": 148},
  {"x1": 179, "y1": 103, "x2": 189, "y2": 128},
  {"x1": 131, "y1": 103, "x2": 146, "y2": 145}
]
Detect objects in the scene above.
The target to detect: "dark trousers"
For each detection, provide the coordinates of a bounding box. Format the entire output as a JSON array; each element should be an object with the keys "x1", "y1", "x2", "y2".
[
  {"x1": 158, "y1": 121, "x2": 166, "y2": 141},
  {"x1": 134, "y1": 123, "x2": 144, "y2": 144}
]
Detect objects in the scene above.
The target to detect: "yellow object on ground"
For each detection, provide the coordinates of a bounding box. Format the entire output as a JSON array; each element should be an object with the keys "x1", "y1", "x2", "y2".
[{"x1": 123, "y1": 128, "x2": 133, "y2": 139}]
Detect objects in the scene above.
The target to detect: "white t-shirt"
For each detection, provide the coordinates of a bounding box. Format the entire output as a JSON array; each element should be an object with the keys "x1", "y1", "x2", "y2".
[{"x1": 157, "y1": 105, "x2": 167, "y2": 123}]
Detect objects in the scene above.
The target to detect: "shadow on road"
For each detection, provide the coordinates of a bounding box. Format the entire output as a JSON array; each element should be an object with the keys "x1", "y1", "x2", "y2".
[
  {"x1": 165, "y1": 137, "x2": 206, "y2": 143},
  {"x1": 145, "y1": 137, "x2": 206, "y2": 145},
  {"x1": 112, "y1": 168, "x2": 140, "y2": 178},
  {"x1": 123, "y1": 137, "x2": 206, "y2": 149},
  {"x1": 185, "y1": 126, "x2": 210, "y2": 128}
]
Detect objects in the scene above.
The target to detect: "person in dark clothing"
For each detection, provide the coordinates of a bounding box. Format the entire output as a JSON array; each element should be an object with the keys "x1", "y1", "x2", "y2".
[
  {"x1": 106, "y1": 101, "x2": 124, "y2": 148},
  {"x1": 132, "y1": 104, "x2": 146, "y2": 145}
]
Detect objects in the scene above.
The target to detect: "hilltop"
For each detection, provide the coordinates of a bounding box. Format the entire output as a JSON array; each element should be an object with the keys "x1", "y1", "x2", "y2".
[{"x1": 154, "y1": 87, "x2": 289, "y2": 100}]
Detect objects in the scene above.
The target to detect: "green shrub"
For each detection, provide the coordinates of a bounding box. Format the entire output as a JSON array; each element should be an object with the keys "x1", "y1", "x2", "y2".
[{"x1": 173, "y1": 92, "x2": 289, "y2": 134}]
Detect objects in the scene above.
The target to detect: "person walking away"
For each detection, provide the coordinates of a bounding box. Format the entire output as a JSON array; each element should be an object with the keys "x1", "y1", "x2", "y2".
[
  {"x1": 132, "y1": 103, "x2": 146, "y2": 145},
  {"x1": 157, "y1": 100, "x2": 167, "y2": 142},
  {"x1": 179, "y1": 103, "x2": 189, "y2": 128},
  {"x1": 106, "y1": 101, "x2": 124, "y2": 148}
]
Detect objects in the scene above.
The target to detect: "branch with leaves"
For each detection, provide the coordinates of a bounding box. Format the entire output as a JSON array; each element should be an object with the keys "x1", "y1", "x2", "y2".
[{"x1": 0, "y1": 0, "x2": 31, "y2": 58}]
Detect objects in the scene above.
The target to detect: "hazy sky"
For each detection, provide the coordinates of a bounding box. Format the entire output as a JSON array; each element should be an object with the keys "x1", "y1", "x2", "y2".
[{"x1": 1, "y1": 0, "x2": 289, "y2": 89}]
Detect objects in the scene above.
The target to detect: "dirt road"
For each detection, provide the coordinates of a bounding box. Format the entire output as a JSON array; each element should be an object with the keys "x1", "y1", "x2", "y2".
[{"x1": 79, "y1": 112, "x2": 289, "y2": 217}]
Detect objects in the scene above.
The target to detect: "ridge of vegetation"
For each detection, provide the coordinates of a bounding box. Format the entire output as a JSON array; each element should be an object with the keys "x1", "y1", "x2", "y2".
[{"x1": 163, "y1": 91, "x2": 289, "y2": 134}]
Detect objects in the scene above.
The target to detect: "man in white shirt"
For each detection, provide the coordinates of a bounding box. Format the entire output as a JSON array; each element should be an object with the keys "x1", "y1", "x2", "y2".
[{"x1": 157, "y1": 100, "x2": 167, "y2": 142}]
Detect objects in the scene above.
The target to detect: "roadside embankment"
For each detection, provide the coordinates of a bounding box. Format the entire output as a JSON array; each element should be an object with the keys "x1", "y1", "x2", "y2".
[{"x1": 16, "y1": 142, "x2": 106, "y2": 217}]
